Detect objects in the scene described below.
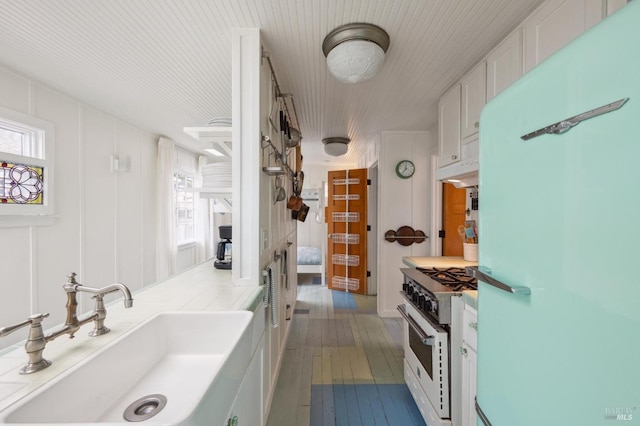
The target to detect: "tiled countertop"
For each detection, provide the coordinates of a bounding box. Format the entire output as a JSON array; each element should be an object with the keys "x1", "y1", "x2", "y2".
[
  {"x1": 0, "y1": 261, "x2": 263, "y2": 413},
  {"x1": 402, "y1": 256, "x2": 478, "y2": 269},
  {"x1": 462, "y1": 290, "x2": 478, "y2": 309}
]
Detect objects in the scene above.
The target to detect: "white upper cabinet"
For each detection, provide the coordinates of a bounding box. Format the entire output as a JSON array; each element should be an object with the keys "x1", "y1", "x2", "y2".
[
  {"x1": 486, "y1": 29, "x2": 523, "y2": 102},
  {"x1": 438, "y1": 84, "x2": 461, "y2": 167},
  {"x1": 460, "y1": 62, "x2": 486, "y2": 143},
  {"x1": 523, "y1": 0, "x2": 604, "y2": 73},
  {"x1": 437, "y1": 0, "x2": 610, "y2": 173},
  {"x1": 607, "y1": 0, "x2": 629, "y2": 15}
]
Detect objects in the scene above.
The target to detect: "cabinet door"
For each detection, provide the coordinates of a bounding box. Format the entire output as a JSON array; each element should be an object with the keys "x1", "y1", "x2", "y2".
[
  {"x1": 460, "y1": 343, "x2": 477, "y2": 426},
  {"x1": 462, "y1": 305, "x2": 478, "y2": 351},
  {"x1": 523, "y1": 0, "x2": 603, "y2": 73},
  {"x1": 486, "y1": 29, "x2": 523, "y2": 102},
  {"x1": 225, "y1": 343, "x2": 263, "y2": 426},
  {"x1": 607, "y1": 0, "x2": 628, "y2": 16},
  {"x1": 460, "y1": 62, "x2": 486, "y2": 143},
  {"x1": 450, "y1": 297, "x2": 465, "y2": 426},
  {"x1": 438, "y1": 84, "x2": 461, "y2": 167}
]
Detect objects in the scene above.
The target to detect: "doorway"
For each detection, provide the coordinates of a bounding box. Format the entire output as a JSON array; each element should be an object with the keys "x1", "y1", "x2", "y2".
[
  {"x1": 442, "y1": 183, "x2": 466, "y2": 256},
  {"x1": 367, "y1": 164, "x2": 378, "y2": 295},
  {"x1": 326, "y1": 168, "x2": 368, "y2": 295}
]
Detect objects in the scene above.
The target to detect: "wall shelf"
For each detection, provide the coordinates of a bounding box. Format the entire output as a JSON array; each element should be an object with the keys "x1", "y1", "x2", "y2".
[
  {"x1": 190, "y1": 187, "x2": 232, "y2": 212},
  {"x1": 183, "y1": 126, "x2": 233, "y2": 157},
  {"x1": 192, "y1": 187, "x2": 232, "y2": 195}
]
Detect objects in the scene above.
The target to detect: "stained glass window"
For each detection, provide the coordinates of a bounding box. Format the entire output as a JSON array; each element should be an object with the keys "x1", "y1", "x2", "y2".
[
  {"x1": 0, "y1": 161, "x2": 44, "y2": 205},
  {"x1": 0, "y1": 107, "x2": 53, "y2": 224}
]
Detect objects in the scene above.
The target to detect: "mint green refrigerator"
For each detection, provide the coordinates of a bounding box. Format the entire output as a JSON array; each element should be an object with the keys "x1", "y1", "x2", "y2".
[{"x1": 475, "y1": 2, "x2": 640, "y2": 425}]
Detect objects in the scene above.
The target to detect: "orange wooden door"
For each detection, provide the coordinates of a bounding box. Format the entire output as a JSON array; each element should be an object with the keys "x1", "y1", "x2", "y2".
[
  {"x1": 326, "y1": 168, "x2": 368, "y2": 294},
  {"x1": 442, "y1": 182, "x2": 467, "y2": 256}
]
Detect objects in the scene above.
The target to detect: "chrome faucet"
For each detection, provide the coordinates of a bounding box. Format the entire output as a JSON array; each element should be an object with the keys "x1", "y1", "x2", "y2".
[
  {"x1": 0, "y1": 272, "x2": 133, "y2": 374},
  {"x1": 51, "y1": 272, "x2": 134, "y2": 338}
]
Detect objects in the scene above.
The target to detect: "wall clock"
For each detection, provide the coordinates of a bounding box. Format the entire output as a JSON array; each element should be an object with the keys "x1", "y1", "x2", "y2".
[{"x1": 395, "y1": 160, "x2": 415, "y2": 179}]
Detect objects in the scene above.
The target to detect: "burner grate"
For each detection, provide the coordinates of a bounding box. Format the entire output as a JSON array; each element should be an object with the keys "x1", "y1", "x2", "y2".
[{"x1": 417, "y1": 267, "x2": 477, "y2": 290}]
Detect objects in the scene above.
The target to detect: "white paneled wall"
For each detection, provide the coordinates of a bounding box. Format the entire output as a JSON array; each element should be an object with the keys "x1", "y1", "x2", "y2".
[
  {"x1": 0, "y1": 66, "x2": 157, "y2": 350},
  {"x1": 177, "y1": 244, "x2": 197, "y2": 273},
  {"x1": 231, "y1": 29, "x2": 301, "y2": 419},
  {"x1": 378, "y1": 131, "x2": 432, "y2": 317}
]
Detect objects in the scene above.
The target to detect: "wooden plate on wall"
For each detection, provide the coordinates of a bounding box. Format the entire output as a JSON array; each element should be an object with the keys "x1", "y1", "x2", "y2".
[
  {"x1": 384, "y1": 230, "x2": 397, "y2": 242},
  {"x1": 396, "y1": 226, "x2": 415, "y2": 246}
]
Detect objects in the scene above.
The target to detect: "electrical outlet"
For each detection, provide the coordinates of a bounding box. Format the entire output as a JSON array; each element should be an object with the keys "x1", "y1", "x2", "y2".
[{"x1": 261, "y1": 229, "x2": 269, "y2": 251}]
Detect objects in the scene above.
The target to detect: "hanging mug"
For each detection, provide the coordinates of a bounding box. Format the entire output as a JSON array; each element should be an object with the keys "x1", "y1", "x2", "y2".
[
  {"x1": 287, "y1": 195, "x2": 303, "y2": 211},
  {"x1": 296, "y1": 203, "x2": 310, "y2": 222}
]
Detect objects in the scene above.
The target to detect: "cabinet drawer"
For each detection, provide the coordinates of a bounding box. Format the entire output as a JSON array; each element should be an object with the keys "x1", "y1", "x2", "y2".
[{"x1": 462, "y1": 305, "x2": 478, "y2": 351}]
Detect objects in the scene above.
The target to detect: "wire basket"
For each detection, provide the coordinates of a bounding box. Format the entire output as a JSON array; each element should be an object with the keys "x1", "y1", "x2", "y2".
[
  {"x1": 332, "y1": 178, "x2": 360, "y2": 186},
  {"x1": 332, "y1": 212, "x2": 360, "y2": 222},
  {"x1": 332, "y1": 254, "x2": 360, "y2": 266},
  {"x1": 330, "y1": 233, "x2": 360, "y2": 244},
  {"x1": 332, "y1": 276, "x2": 360, "y2": 291},
  {"x1": 332, "y1": 194, "x2": 360, "y2": 201}
]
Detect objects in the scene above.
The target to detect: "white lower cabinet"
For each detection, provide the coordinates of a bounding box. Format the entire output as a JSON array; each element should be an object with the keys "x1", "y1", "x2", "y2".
[
  {"x1": 460, "y1": 342, "x2": 477, "y2": 426},
  {"x1": 224, "y1": 336, "x2": 264, "y2": 426},
  {"x1": 451, "y1": 296, "x2": 478, "y2": 426},
  {"x1": 460, "y1": 304, "x2": 478, "y2": 426}
]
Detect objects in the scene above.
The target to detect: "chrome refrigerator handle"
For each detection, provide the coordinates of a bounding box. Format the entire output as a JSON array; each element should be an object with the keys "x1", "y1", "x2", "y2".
[
  {"x1": 475, "y1": 397, "x2": 493, "y2": 426},
  {"x1": 520, "y1": 97, "x2": 628, "y2": 140},
  {"x1": 466, "y1": 266, "x2": 531, "y2": 295}
]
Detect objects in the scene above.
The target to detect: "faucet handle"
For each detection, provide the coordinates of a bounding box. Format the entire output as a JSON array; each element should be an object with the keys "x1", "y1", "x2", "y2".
[
  {"x1": 28, "y1": 313, "x2": 50, "y2": 325},
  {"x1": 0, "y1": 313, "x2": 50, "y2": 337},
  {"x1": 24, "y1": 313, "x2": 49, "y2": 342},
  {"x1": 67, "y1": 272, "x2": 78, "y2": 284},
  {"x1": 20, "y1": 314, "x2": 52, "y2": 375}
]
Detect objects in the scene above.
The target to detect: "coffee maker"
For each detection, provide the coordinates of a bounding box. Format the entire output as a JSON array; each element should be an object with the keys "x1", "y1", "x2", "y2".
[{"x1": 214, "y1": 225, "x2": 232, "y2": 270}]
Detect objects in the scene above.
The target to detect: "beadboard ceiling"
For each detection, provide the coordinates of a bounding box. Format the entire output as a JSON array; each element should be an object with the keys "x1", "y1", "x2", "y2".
[{"x1": 0, "y1": 0, "x2": 543, "y2": 165}]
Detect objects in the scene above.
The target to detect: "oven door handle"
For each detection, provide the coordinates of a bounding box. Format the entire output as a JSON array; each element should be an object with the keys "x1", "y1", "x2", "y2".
[{"x1": 396, "y1": 304, "x2": 435, "y2": 346}]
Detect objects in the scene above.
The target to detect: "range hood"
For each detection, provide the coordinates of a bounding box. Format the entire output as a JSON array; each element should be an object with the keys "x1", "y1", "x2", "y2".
[{"x1": 435, "y1": 155, "x2": 478, "y2": 188}]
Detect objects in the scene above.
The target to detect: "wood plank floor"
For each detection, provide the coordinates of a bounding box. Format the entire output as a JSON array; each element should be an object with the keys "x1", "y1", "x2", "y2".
[{"x1": 267, "y1": 276, "x2": 425, "y2": 426}]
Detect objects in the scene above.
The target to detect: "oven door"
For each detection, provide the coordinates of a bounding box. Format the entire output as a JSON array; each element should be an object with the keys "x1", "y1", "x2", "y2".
[{"x1": 398, "y1": 302, "x2": 450, "y2": 419}]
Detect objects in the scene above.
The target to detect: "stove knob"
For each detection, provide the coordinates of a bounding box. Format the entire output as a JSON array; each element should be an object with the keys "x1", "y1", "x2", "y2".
[
  {"x1": 417, "y1": 294, "x2": 426, "y2": 309},
  {"x1": 424, "y1": 298, "x2": 432, "y2": 312},
  {"x1": 413, "y1": 294, "x2": 420, "y2": 307}
]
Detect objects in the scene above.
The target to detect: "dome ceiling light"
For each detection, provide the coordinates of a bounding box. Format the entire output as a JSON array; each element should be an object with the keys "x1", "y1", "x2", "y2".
[
  {"x1": 323, "y1": 137, "x2": 350, "y2": 156},
  {"x1": 322, "y1": 23, "x2": 390, "y2": 84}
]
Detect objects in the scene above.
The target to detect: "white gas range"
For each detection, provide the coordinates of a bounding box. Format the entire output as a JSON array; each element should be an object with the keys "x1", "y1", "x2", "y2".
[{"x1": 398, "y1": 267, "x2": 477, "y2": 426}]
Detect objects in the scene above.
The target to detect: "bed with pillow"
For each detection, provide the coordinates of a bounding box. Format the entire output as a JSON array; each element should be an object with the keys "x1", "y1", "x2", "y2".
[
  {"x1": 296, "y1": 188, "x2": 326, "y2": 284},
  {"x1": 297, "y1": 246, "x2": 322, "y2": 274}
]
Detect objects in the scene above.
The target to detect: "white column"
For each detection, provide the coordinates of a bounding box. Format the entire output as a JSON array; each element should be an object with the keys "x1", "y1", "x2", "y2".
[{"x1": 232, "y1": 28, "x2": 262, "y2": 285}]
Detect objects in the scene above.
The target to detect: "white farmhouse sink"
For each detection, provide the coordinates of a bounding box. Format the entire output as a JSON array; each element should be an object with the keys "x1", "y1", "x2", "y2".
[{"x1": 0, "y1": 311, "x2": 254, "y2": 425}]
